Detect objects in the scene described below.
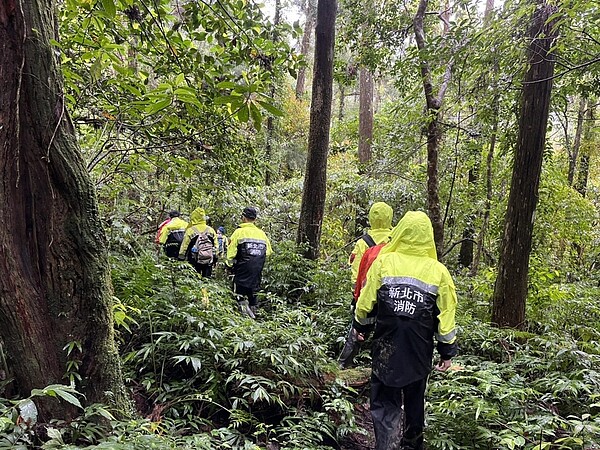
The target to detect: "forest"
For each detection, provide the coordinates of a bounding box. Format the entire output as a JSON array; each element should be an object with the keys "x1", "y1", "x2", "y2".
[{"x1": 0, "y1": 0, "x2": 599, "y2": 448}]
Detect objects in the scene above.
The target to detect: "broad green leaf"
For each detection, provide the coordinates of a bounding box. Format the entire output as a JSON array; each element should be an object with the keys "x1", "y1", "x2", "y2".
[
  {"x1": 145, "y1": 98, "x2": 171, "y2": 114},
  {"x1": 101, "y1": 0, "x2": 116, "y2": 18},
  {"x1": 249, "y1": 102, "x2": 262, "y2": 131},
  {"x1": 257, "y1": 100, "x2": 284, "y2": 117},
  {"x1": 237, "y1": 104, "x2": 249, "y2": 122},
  {"x1": 53, "y1": 389, "x2": 82, "y2": 409},
  {"x1": 214, "y1": 95, "x2": 243, "y2": 105}
]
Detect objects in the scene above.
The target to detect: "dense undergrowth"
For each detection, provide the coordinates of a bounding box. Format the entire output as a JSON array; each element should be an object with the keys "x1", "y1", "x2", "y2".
[{"x1": 1, "y1": 243, "x2": 600, "y2": 449}]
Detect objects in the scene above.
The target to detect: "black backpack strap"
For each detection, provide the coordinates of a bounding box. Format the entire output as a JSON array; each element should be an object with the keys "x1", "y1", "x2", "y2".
[{"x1": 362, "y1": 233, "x2": 377, "y2": 248}]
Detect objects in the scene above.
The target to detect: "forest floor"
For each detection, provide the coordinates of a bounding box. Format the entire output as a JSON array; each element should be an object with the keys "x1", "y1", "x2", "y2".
[
  {"x1": 340, "y1": 400, "x2": 375, "y2": 450},
  {"x1": 337, "y1": 367, "x2": 376, "y2": 450}
]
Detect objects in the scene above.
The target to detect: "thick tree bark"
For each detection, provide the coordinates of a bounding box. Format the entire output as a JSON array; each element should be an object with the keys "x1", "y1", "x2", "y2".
[
  {"x1": 295, "y1": 0, "x2": 317, "y2": 99},
  {"x1": 413, "y1": 0, "x2": 453, "y2": 260},
  {"x1": 567, "y1": 97, "x2": 586, "y2": 186},
  {"x1": 358, "y1": 67, "x2": 374, "y2": 166},
  {"x1": 297, "y1": 0, "x2": 337, "y2": 260},
  {"x1": 0, "y1": 0, "x2": 130, "y2": 419},
  {"x1": 491, "y1": 2, "x2": 559, "y2": 329}
]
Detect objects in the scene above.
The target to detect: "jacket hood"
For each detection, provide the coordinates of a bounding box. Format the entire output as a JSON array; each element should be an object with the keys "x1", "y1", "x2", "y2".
[
  {"x1": 368, "y1": 202, "x2": 393, "y2": 230},
  {"x1": 381, "y1": 211, "x2": 437, "y2": 260},
  {"x1": 190, "y1": 208, "x2": 207, "y2": 225}
]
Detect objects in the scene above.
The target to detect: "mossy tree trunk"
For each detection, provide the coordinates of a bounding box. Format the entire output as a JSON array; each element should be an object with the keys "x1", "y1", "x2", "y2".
[{"x1": 0, "y1": 0, "x2": 130, "y2": 419}]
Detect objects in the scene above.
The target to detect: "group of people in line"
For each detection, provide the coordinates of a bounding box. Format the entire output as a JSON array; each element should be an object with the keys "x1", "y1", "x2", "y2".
[
  {"x1": 155, "y1": 201, "x2": 457, "y2": 450},
  {"x1": 156, "y1": 206, "x2": 271, "y2": 319}
]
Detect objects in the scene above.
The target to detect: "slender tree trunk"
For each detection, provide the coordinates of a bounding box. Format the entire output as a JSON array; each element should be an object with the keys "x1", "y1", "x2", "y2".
[
  {"x1": 338, "y1": 83, "x2": 346, "y2": 121},
  {"x1": 414, "y1": 0, "x2": 453, "y2": 260},
  {"x1": 471, "y1": 96, "x2": 499, "y2": 276},
  {"x1": 297, "y1": 0, "x2": 337, "y2": 260},
  {"x1": 492, "y1": 2, "x2": 559, "y2": 329},
  {"x1": 470, "y1": 0, "x2": 497, "y2": 275},
  {"x1": 0, "y1": 0, "x2": 130, "y2": 419},
  {"x1": 576, "y1": 104, "x2": 595, "y2": 196},
  {"x1": 358, "y1": 67, "x2": 374, "y2": 167},
  {"x1": 295, "y1": 0, "x2": 317, "y2": 99},
  {"x1": 265, "y1": 0, "x2": 281, "y2": 186},
  {"x1": 568, "y1": 97, "x2": 586, "y2": 186}
]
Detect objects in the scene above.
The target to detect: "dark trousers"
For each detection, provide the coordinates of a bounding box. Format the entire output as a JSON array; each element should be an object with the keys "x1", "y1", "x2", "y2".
[
  {"x1": 233, "y1": 283, "x2": 258, "y2": 306},
  {"x1": 192, "y1": 263, "x2": 213, "y2": 278},
  {"x1": 371, "y1": 373, "x2": 428, "y2": 450}
]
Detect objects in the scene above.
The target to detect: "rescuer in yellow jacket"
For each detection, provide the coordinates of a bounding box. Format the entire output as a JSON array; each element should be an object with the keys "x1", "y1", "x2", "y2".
[
  {"x1": 349, "y1": 202, "x2": 394, "y2": 286},
  {"x1": 226, "y1": 207, "x2": 272, "y2": 319},
  {"x1": 158, "y1": 211, "x2": 188, "y2": 258},
  {"x1": 353, "y1": 211, "x2": 458, "y2": 450},
  {"x1": 178, "y1": 208, "x2": 216, "y2": 277},
  {"x1": 339, "y1": 202, "x2": 394, "y2": 368}
]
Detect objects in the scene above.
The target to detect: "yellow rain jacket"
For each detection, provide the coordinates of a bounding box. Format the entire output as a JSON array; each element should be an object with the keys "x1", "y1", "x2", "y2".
[
  {"x1": 227, "y1": 222, "x2": 272, "y2": 290},
  {"x1": 354, "y1": 211, "x2": 458, "y2": 387},
  {"x1": 158, "y1": 217, "x2": 188, "y2": 244},
  {"x1": 349, "y1": 202, "x2": 394, "y2": 284},
  {"x1": 178, "y1": 208, "x2": 216, "y2": 261}
]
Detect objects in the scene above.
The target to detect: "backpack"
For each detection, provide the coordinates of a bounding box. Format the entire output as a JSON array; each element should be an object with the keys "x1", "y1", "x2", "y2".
[
  {"x1": 163, "y1": 229, "x2": 185, "y2": 258},
  {"x1": 354, "y1": 243, "x2": 386, "y2": 301},
  {"x1": 191, "y1": 227, "x2": 214, "y2": 265}
]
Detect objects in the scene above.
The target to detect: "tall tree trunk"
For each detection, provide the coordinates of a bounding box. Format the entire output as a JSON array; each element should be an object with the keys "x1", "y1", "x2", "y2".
[
  {"x1": 295, "y1": 0, "x2": 317, "y2": 99},
  {"x1": 0, "y1": 0, "x2": 130, "y2": 419},
  {"x1": 265, "y1": 0, "x2": 282, "y2": 186},
  {"x1": 567, "y1": 97, "x2": 586, "y2": 186},
  {"x1": 354, "y1": 67, "x2": 374, "y2": 237},
  {"x1": 414, "y1": 0, "x2": 453, "y2": 260},
  {"x1": 491, "y1": 2, "x2": 559, "y2": 329},
  {"x1": 358, "y1": 67, "x2": 374, "y2": 167},
  {"x1": 576, "y1": 104, "x2": 595, "y2": 196},
  {"x1": 297, "y1": 0, "x2": 337, "y2": 260}
]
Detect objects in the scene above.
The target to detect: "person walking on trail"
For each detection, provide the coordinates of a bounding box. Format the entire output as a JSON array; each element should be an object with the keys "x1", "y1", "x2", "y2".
[
  {"x1": 339, "y1": 202, "x2": 393, "y2": 368},
  {"x1": 178, "y1": 208, "x2": 217, "y2": 278},
  {"x1": 159, "y1": 211, "x2": 188, "y2": 258},
  {"x1": 349, "y1": 202, "x2": 394, "y2": 289},
  {"x1": 226, "y1": 207, "x2": 272, "y2": 319},
  {"x1": 216, "y1": 226, "x2": 229, "y2": 259},
  {"x1": 155, "y1": 213, "x2": 173, "y2": 244},
  {"x1": 353, "y1": 211, "x2": 458, "y2": 450}
]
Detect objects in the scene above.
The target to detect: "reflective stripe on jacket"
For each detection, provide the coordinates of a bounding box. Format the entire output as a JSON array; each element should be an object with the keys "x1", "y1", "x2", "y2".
[
  {"x1": 354, "y1": 211, "x2": 457, "y2": 388},
  {"x1": 159, "y1": 217, "x2": 188, "y2": 244},
  {"x1": 227, "y1": 223, "x2": 272, "y2": 290}
]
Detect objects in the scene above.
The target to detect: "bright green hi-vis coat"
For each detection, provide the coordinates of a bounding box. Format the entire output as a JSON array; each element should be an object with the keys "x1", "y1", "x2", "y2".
[
  {"x1": 349, "y1": 202, "x2": 393, "y2": 284},
  {"x1": 227, "y1": 222, "x2": 272, "y2": 290},
  {"x1": 354, "y1": 211, "x2": 458, "y2": 388},
  {"x1": 178, "y1": 208, "x2": 216, "y2": 261},
  {"x1": 158, "y1": 217, "x2": 188, "y2": 244}
]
